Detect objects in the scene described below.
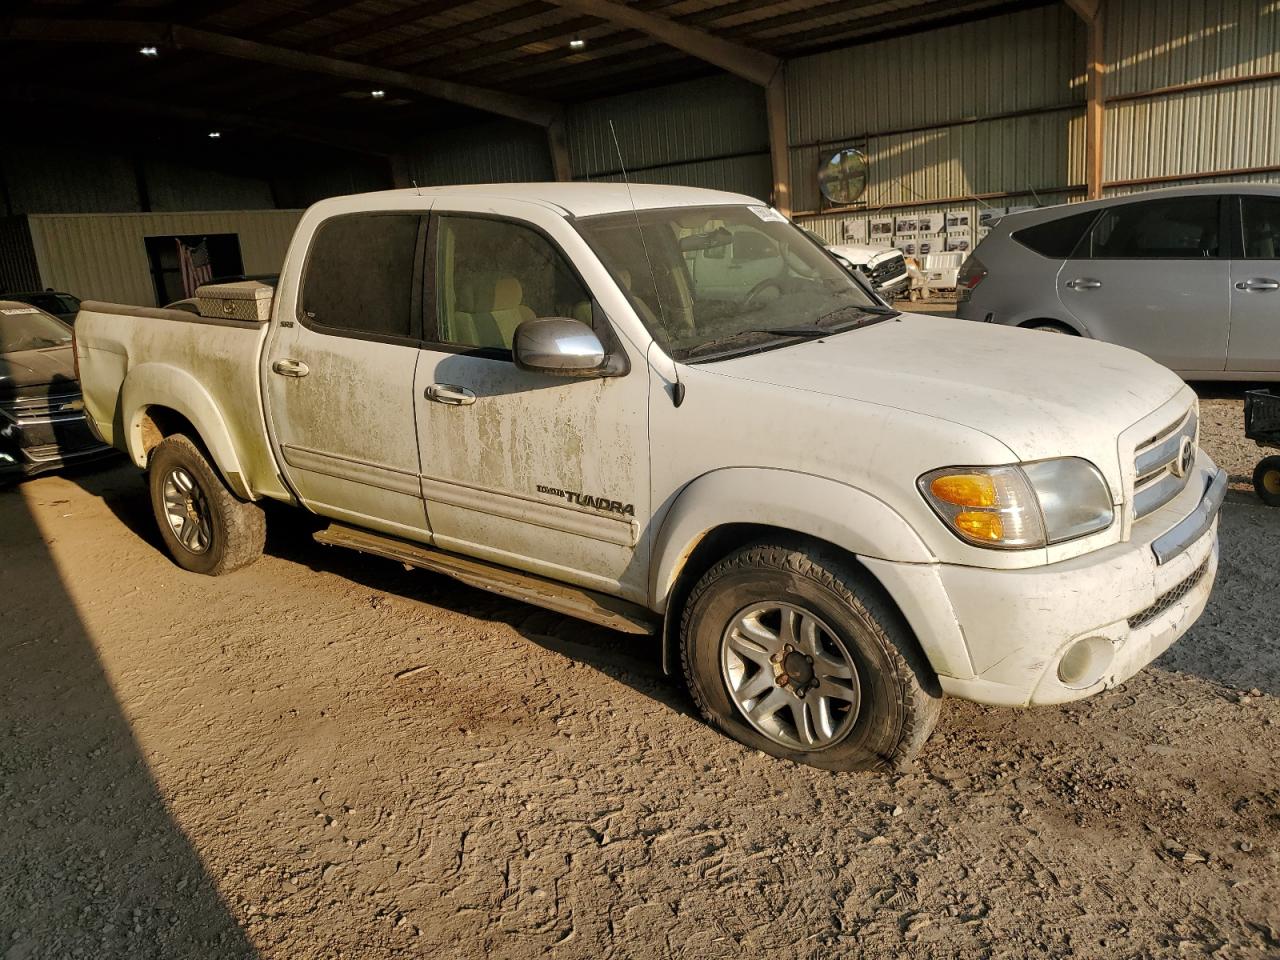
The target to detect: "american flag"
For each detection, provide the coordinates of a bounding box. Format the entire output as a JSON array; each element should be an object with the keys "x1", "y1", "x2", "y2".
[{"x1": 177, "y1": 238, "x2": 214, "y2": 297}]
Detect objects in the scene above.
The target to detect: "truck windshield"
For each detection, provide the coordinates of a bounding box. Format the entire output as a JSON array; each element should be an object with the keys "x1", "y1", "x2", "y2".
[
  {"x1": 0, "y1": 306, "x2": 72, "y2": 354},
  {"x1": 576, "y1": 204, "x2": 892, "y2": 362}
]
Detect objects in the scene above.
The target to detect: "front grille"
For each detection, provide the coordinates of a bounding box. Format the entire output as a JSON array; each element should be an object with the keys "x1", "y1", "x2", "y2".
[
  {"x1": 870, "y1": 254, "x2": 905, "y2": 286},
  {"x1": 1128, "y1": 557, "x2": 1210, "y2": 630},
  {"x1": 0, "y1": 391, "x2": 84, "y2": 422},
  {"x1": 1132, "y1": 407, "x2": 1197, "y2": 519}
]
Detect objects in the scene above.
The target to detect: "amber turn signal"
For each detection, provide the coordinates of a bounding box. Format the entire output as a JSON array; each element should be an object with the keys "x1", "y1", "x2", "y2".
[{"x1": 929, "y1": 473, "x2": 997, "y2": 507}]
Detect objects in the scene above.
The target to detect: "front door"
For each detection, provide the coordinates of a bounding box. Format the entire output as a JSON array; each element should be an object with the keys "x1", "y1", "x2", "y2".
[
  {"x1": 413, "y1": 210, "x2": 650, "y2": 602},
  {"x1": 1228, "y1": 194, "x2": 1280, "y2": 373},
  {"x1": 1057, "y1": 194, "x2": 1229, "y2": 375},
  {"x1": 264, "y1": 211, "x2": 432, "y2": 541}
]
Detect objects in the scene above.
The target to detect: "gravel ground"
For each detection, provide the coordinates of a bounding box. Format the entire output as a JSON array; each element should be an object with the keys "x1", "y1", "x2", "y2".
[{"x1": 2, "y1": 391, "x2": 1278, "y2": 959}]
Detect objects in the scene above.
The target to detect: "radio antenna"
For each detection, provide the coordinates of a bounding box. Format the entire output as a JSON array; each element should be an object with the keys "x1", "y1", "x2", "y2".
[{"x1": 608, "y1": 119, "x2": 684, "y2": 407}]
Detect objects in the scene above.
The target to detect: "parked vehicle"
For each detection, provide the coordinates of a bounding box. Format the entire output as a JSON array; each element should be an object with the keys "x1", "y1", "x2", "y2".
[
  {"x1": 3, "y1": 290, "x2": 82, "y2": 325},
  {"x1": 0, "y1": 301, "x2": 113, "y2": 481},
  {"x1": 957, "y1": 184, "x2": 1280, "y2": 380},
  {"x1": 802, "y1": 229, "x2": 910, "y2": 300},
  {"x1": 74, "y1": 184, "x2": 1224, "y2": 771},
  {"x1": 1244, "y1": 390, "x2": 1280, "y2": 506}
]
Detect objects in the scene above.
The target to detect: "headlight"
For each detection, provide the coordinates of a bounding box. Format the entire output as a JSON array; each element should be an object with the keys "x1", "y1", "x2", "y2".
[{"x1": 918, "y1": 458, "x2": 1113, "y2": 549}]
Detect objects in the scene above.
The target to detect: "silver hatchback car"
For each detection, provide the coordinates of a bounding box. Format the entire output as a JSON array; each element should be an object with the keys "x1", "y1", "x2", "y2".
[{"x1": 957, "y1": 184, "x2": 1280, "y2": 380}]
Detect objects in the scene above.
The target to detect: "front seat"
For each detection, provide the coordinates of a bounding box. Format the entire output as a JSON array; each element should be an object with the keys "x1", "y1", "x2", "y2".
[{"x1": 452, "y1": 276, "x2": 535, "y2": 350}]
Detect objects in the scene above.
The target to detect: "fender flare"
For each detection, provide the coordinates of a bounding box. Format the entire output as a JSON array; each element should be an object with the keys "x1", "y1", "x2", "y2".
[
  {"x1": 650, "y1": 467, "x2": 973, "y2": 680},
  {"x1": 650, "y1": 467, "x2": 934, "y2": 611},
  {"x1": 120, "y1": 361, "x2": 252, "y2": 499}
]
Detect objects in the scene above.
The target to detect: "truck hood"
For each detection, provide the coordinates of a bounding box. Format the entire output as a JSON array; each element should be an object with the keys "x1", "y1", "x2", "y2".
[
  {"x1": 706, "y1": 313, "x2": 1186, "y2": 472},
  {"x1": 0, "y1": 346, "x2": 77, "y2": 399}
]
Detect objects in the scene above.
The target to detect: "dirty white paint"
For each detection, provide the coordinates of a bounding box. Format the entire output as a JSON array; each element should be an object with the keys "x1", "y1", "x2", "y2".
[{"x1": 74, "y1": 183, "x2": 1226, "y2": 709}]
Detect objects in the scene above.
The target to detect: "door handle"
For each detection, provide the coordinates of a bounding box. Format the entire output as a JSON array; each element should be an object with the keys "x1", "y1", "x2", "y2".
[
  {"x1": 1065, "y1": 278, "x2": 1103, "y2": 290},
  {"x1": 271, "y1": 358, "x2": 310, "y2": 377},
  {"x1": 1235, "y1": 277, "x2": 1280, "y2": 292},
  {"x1": 426, "y1": 383, "x2": 476, "y2": 406}
]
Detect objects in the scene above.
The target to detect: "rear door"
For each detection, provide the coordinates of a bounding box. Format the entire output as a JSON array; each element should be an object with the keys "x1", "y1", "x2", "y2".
[
  {"x1": 264, "y1": 211, "x2": 433, "y2": 541},
  {"x1": 1227, "y1": 194, "x2": 1280, "y2": 373},
  {"x1": 1056, "y1": 195, "x2": 1229, "y2": 374}
]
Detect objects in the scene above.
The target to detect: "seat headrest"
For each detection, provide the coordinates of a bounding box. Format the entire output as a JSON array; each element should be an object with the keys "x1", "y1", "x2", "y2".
[{"x1": 493, "y1": 277, "x2": 523, "y2": 310}]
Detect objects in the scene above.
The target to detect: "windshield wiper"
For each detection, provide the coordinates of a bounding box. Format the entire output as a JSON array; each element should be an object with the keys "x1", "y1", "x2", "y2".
[
  {"x1": 816, "y1": 303, "x2": 898, "y2": 327},
  {"x1": 684, "y1": 325, "x2": 829, "y2": 360}
]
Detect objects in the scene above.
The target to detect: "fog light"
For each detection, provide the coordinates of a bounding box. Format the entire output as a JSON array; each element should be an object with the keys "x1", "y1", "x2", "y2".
[{"x1": 1057, "y1": 636, "x2": 1115, "y2": 689}]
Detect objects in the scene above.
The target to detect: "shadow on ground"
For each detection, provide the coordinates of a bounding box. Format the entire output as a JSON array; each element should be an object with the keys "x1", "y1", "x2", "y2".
[
  {"x1": 0, "y1": 475, "x2": 255, "y2": 957},
  {"x1": 80, "y1": 463, "x2": 692, "y2": 719}
]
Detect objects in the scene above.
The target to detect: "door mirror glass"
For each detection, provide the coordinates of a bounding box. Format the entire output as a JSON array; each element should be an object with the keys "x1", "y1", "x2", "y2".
[{"x1": 514, "y1": 318, "x2": 608, "y2": 377}]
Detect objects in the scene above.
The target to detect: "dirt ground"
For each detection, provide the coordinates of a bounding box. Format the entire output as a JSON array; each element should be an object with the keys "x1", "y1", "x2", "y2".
[{"x1": 3, "y1": 392, "x2": 1279, "y2": 960}]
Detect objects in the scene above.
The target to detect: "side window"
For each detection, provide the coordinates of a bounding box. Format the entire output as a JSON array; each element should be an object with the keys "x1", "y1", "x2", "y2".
[
  {"x1": 1012, "y1": 210, "x2": 1098, "y2": 258},
  {"x1": 1240, "y1": 196, "x2": 1280, "y2": 259},
  {"x1": 433, "y1": 216, "x2": 592, "y2": 352},
  {"x1": 1086, "y1": 197, "x2": 1221, "y2": 259},
  {"x1": 301, "y1": 214, "x2": 421, "y2": 338}
]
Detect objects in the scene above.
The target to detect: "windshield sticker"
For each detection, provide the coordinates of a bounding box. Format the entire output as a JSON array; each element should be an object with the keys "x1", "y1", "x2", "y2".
[
  {"x1": 0, "y1": 307, "x2": 41, "y2": 315},
  {"x1": 748, "y1": 205, "x2": 788, "y2": 223}
]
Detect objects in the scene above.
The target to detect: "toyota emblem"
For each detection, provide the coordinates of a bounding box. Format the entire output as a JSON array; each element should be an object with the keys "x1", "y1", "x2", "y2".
[{"x1": 1174, "y1": 436, "x2": 1195, "y2": 478}]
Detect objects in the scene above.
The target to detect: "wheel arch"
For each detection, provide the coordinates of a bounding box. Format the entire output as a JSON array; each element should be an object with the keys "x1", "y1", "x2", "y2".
[
  {"x1": 651, "y1": 468, "x2": 960, "y2": 675},
  {"x1": 120, "y1": 362, "x2": 253, "y2": 499},
  {"x1": 1018, "y1": 317, "x2": 1084, "y2": 335}
]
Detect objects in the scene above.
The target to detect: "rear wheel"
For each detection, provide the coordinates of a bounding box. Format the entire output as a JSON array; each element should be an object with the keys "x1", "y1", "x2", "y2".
[
  {"x1": 1254, "y1": 455, "x2": 1280, "y2": 507},
  {"x1": 680, "y1": 542, "x2": 941, "y2": 772},
  {"x1": 148, "y1": 434, "x2": 265, "y2": 575}
]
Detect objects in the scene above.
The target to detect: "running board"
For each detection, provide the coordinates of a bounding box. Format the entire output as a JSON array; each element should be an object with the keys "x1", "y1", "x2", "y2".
[{"x1": 312, "y1": 523, "x2": 657, "y2": 636}]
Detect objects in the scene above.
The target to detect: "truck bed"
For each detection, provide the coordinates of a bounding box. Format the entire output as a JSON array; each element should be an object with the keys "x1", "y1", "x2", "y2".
[{"x1": 74, "y1": 301, "x2": 288, "y2": 502}]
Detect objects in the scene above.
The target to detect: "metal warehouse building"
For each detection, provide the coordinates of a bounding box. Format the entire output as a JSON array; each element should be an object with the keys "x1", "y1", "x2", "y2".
[{"x1": 0, "y1": 0, "x2": 1276, "y2": 302}]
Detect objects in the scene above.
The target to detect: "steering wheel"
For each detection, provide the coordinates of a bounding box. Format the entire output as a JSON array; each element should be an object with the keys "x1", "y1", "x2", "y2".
[{"x1": 744, "y1": 279, "x2": 783, "y2": 311}]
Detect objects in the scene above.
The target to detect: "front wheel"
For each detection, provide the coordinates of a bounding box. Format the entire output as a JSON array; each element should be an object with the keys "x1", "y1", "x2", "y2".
[
  {"x1": 1254, "y1": 455, "x2": 1280, "y2": 507},
  {"x1": 680, "y1": 543, "x2": 941, "y2": 772},
  {"x1": 148, "y1": 434, "x2": 265, "y2": 575}
]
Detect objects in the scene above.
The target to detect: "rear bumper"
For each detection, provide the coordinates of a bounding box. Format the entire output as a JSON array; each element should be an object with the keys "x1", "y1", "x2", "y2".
[{"x1": 866, "y1": 452, "x2": 1223, "y2": 707}]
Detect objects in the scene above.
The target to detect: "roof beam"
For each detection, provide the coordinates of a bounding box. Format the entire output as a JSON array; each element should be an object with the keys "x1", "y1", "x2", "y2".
[
  {"x1": 540, "y1": 0, "x2": 779, "y2": 86},
  {"x1": 0, "y1": 18, "x2": 562, "y2": 126}
]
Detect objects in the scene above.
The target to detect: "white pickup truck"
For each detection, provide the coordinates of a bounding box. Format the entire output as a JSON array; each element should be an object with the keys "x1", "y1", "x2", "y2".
[{"x1": 75, "y1": 184, "x2": 1226, "y2": 772}]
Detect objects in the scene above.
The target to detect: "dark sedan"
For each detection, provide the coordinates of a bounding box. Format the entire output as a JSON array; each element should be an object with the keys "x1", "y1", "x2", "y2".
[
  {"x1": 0, "y1": 301, "x2": 113, "y2": 482},
  {"x1": 3, "y1": 290, "x2": 82, "y2": 325}
]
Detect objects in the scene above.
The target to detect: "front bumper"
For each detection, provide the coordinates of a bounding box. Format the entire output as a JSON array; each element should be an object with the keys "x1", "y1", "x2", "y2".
[
  {"x1": 866, "y1": 453, "x2": 1224, "y2": 707},
  {"x1": 877, "y1": 274, "x2": 910, "y2": 301},
  {"x1": 0, "y1": 413, "x2": 115, "y2": 480}
]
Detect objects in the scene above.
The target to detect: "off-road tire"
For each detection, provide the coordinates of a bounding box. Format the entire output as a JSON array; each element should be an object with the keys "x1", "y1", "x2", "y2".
[
  {"x1": 680, "y1": 542, "x2": 941, "y2": 772},
  {"x1": 1253, "y1": 455, "x2": 1280, "y2": 508},
  {"x1": 148, "y1": 434, "x2": 265, "y2": 576}
]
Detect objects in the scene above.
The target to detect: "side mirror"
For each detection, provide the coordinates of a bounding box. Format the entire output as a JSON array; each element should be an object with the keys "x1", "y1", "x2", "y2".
[{"x1": 513, "y1": 318, "x2": 624, "y2": 378}]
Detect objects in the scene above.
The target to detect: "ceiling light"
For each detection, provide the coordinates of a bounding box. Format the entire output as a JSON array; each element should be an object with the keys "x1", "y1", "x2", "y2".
[
  {"x1": 208, "y1": 130, "x2": 221, "y2": 139},
  {"x1": 139, "y1": 45, "x2": 159, "y2": 57},
  {"x1": 568, "y1": 36, "x2": 585, "y2": 50},
  {"x1": 370, "y1": 89, "x2": 386, "y2": 99}
]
